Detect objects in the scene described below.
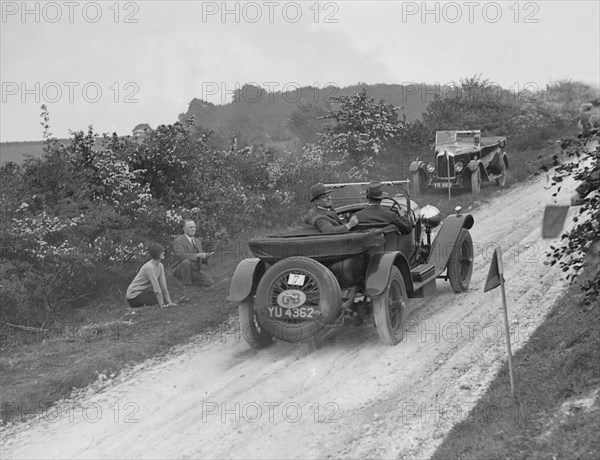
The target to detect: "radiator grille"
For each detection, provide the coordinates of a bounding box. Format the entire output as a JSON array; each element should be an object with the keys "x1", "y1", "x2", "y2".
[{"x1": 437, "y1": 155, "x2": 455, "y2": 178}]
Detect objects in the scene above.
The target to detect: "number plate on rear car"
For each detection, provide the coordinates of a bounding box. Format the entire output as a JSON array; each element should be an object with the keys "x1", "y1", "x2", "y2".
[
  {"x1": 269, "y1": 289, "x2": 314, "y2": 319},
  {"x1": 267, "y1": 306, "x2": 316, "y2": 319}
]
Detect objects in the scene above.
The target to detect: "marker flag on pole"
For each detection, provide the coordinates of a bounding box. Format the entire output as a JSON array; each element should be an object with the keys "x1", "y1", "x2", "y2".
[
  {"x1": 484, "y1": 246, "x2": 505, "y2": 292},
  {"x1": 483, "y1": 246, "x2": 517, "y2": 398},
  {"x1": 542, "y1": 204, "x2": 570, "y2": 239}
]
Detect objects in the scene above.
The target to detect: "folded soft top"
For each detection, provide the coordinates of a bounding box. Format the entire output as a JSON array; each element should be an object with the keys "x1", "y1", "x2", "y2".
[{"x1": 248, "y1": 228, "x2": 385, "y2": 264}]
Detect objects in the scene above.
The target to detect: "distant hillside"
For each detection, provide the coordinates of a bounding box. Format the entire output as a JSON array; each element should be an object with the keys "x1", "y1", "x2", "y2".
[
  {"x1": 0, "y1": 138, "x2": 106, "y2": 165},
  {"x1": 0, "y1": 84, "x2": 437, "y2": 163},
  {"x1": 0, "y1": 140, "x2": 49, "y2": 164},
  {"x1": 19, "y1": 81, "x2": 581, "y2": 163},
  {"x1": 178, "y1": 83, "x2": 435, "y2": 149}
]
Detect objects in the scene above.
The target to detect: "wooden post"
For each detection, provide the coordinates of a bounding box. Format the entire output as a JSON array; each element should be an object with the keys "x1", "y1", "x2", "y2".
[{"x1": 497, "y1": 247, "x2": 516, "y2": 399}]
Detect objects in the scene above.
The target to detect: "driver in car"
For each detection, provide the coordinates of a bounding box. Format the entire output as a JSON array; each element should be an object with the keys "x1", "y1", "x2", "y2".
[
  {"x1": 304, "y1": 183, "x2": 359, "y2": 233},
  {"x1": 354, "y1": 182, "x2": 412, "y2": 233}
]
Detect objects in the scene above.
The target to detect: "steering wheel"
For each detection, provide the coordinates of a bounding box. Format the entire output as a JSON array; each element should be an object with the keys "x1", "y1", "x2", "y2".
[
  {"x1": 381, "y1": 196, "x2": 403, "y2": 216},
  {"x1": 382, "y1": 196, "x2": 416, "y2": 227}
]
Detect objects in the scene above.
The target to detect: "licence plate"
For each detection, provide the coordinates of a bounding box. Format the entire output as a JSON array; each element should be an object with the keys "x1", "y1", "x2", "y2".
[
  {"x1": 433, "y1": 182, "x2": 452, "y2": 188},
  {"x1": 267, "y1": 306, "x2": 316, "y2": 319}
]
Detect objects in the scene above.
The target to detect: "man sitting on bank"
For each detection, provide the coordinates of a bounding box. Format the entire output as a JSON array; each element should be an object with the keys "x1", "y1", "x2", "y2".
[
  {"x1": 304, "y1": 183, "x2": 359, "y2": 233},
  {"x1": 171, "y1": 220, "x2": 215, "y2": 287},
  {"x1": 354, "y1": 182, "x2": 412, "y2": 233}
]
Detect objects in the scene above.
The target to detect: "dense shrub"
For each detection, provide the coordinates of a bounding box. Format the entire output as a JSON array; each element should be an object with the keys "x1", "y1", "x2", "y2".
[
  {"x1": 421, "y1": 77, "x2": 599, "y2": 150},
  {"x1": 0, "y1": 108, "x2": 341, "y2": 325},
  {"x1": 423, "y1": 76, "x2": 522, "y2": 136}
]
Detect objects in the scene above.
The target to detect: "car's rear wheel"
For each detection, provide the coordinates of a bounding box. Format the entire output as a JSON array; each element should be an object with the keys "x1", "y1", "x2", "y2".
[
  {"x1": 239, "y1": 298, "x2": 272, "y2": 349},
  {"x1": 255, "y1": 257, "x2": 341, "y2": 343},
  {"x1": 495, "y1": 156, "x2": 507, "y2": 187},
  {"x1": 372, "y1": 266, "x2": 408, "y2": 346},
  {"x1": 447, "y1": 229, "x2": 474, "y2": 292},
  {"x1": 470, "y1": 167, "x2": 481, "y2": 195}
]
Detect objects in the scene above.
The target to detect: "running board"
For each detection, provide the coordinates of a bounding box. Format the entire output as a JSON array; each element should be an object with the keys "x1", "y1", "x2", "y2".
[
  {"x1": 410, "y1": 270, "x2": 437, "y2": 298},
  {"x1": 411, "y1": 264, "x2": 435, "y2": 282}
]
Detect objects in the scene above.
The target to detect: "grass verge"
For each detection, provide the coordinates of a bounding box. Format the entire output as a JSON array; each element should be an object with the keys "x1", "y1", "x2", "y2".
[
  {"x1": 431, "y1": 266, "x2": 600, "y2": 460},
  {"x1": 0, "y1": 255, "x2": 243, "y2": 425}
]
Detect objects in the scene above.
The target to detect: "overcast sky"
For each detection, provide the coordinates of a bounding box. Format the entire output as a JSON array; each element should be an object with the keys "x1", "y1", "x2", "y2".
[{"x1": 1, "y1": 0, "x2": 599, "y2": 142}]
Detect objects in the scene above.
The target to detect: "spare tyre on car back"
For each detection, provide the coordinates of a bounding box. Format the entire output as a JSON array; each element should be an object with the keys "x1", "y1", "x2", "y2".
[{"x1": 254, "y1": 256, "x2": 342, "y2": 343}]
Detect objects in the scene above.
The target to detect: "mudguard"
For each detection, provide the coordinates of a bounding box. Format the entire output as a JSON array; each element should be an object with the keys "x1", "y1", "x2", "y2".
[
  {"x1": 409, "y1": 160, "x2": 427, "y2": 174},
  {"x1": 228, "y1": 258, "x2": 264, "y2": 303},
  {"x1": 427, "y1": 213, "x2": 474, "y2": 277},
  {"x1": 365, "y1": 252, "x2": 413, "y2": 298}
]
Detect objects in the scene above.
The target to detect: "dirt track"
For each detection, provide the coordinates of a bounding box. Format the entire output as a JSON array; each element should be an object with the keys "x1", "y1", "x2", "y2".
[{"x1": 1, "y1": 172, "x2": 582, "y2": 459}]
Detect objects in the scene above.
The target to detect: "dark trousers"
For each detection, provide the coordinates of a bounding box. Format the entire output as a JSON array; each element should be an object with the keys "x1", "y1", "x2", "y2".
[
  {"x1": 127, "y1": 289, "x2": 157, "y2": 308},
  {"x1": 172, "y1": 259, "x2": 215, "y2": 287}
]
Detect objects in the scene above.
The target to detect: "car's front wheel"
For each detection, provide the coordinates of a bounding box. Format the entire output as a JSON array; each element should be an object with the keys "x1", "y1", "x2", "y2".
[
  {"x1": 447, "y1": 229, "x2": 474, "y2": 292},
  {"x1": 239, "y1": 298, "x2": 272, "y2": 349},
  {"x1": 372, "y1": 266, "x2": 408, "y2": 346}
]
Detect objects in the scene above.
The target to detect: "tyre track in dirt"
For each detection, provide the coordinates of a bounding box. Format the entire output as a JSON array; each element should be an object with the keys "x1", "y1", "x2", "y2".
[{"x1": 1, "y1": 172, "x2": 580, "y2": 460}]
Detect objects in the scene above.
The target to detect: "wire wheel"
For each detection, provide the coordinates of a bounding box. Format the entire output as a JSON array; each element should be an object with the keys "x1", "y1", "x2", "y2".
[
  {"x1": 267, "y1": 268, "x2": 321, "y2": 325},
  {"x1": 255, "y1": 257, "x2": 341, "y2": 343}
]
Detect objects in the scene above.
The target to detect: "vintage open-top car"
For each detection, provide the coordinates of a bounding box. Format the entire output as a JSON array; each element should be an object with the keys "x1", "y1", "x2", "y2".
[
  {"x1": 410, "y1": 130, "x2": 509, "y2": 195},
  {"x1": 228, "y1": 181, "x2": 475, "y2": 348}
]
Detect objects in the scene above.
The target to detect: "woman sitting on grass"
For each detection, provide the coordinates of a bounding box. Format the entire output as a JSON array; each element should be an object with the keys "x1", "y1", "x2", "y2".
[{"x1": 126, "y1": 243, "x2": 177, "y2": 308}]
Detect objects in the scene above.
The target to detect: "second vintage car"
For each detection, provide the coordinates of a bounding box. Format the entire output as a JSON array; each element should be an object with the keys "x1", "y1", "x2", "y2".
[
  {"x1": 410, "y1": 130, "x2": 509, "y2": 195},
  {"x1": 229, "y1": 181, "x2": 475, "y2": 348}
]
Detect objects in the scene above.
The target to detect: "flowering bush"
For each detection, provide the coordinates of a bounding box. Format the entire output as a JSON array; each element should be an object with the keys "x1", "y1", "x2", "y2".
[
  {"x1": 1, "y1": 109, "x2": 330, "y2": 324},
  {"x1": 318, "y1": 89, "x2": 404, "y2": 168}
]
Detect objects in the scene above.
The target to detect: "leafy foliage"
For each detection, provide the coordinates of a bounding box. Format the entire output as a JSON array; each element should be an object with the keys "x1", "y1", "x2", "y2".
[
  {"x1": 423, "y1": 76, "x2": 522, "y2": 136},
  {"x1": 550, "y1": 128, "x2": 600, "y2": 304},
  {"x1": 0, "y1": 107, "x2": 342, "y2": 325},
  {"x1": 422, "y1": 76, "x2": 600, "y2": 151},
  {"x1": 552, "y1": 129, "x2": 600, "y2": 304}
]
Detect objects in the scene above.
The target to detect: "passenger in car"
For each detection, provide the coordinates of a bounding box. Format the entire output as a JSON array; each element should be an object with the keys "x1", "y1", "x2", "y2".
[
  {"x1": 304, "y1": 183, "x2": 359, "y2": 233},
  {"x1": 354, "y1": 182, "x2": 412, "y2": 234}
]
